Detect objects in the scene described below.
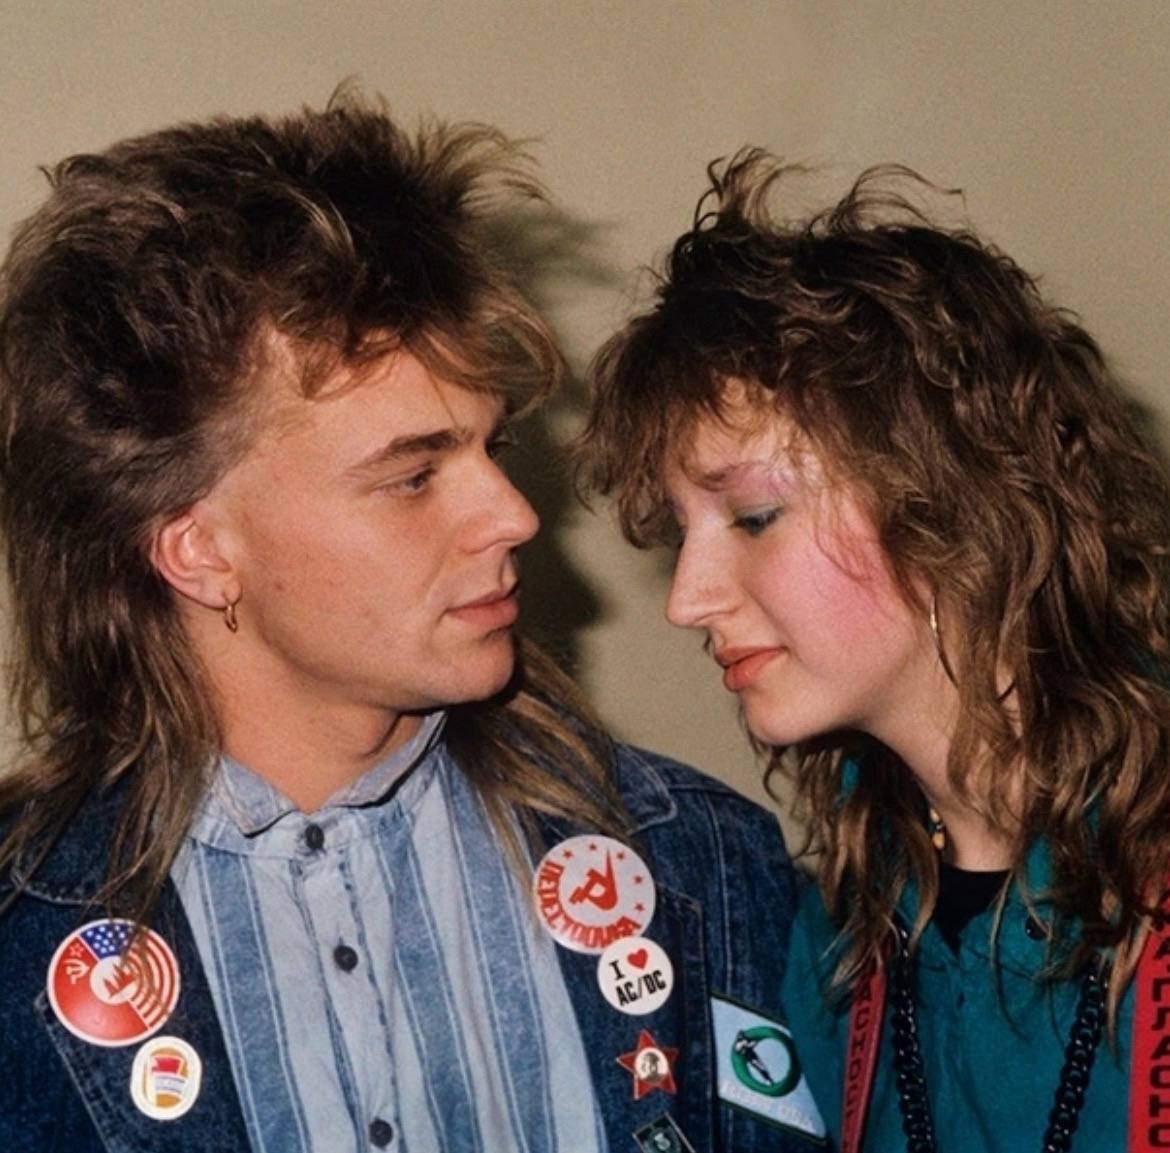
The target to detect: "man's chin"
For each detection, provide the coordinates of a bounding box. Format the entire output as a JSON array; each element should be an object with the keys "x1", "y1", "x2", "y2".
[{"x1": 449, "y1": 643, "x2": 519, "y2": 705}]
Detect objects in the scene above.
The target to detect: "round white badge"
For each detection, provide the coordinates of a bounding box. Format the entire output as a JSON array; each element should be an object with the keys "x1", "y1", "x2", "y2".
[
  {"x1": 597, "y1": 936, "x2": 674, "y2": 1015},
  {"x1": 130, "y1": 1035, "x2": 202, "y2": 1121},
  {"x1": 533, "y1": 835, "x2": 657, "y2": 954}
]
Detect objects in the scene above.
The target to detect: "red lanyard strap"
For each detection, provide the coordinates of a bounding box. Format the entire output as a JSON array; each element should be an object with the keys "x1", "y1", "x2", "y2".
[
  {"x1": 1132, "y1": 890, "x2": 1170, "y2": 1153},
  {"x1": 841, "y1": 962, "x2": 887, "y2": 1153}
]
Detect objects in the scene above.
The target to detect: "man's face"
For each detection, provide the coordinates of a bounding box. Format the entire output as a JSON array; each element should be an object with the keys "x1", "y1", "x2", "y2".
[{"x1": 200, "y1": 350, "x2": 539, "y2": 725}]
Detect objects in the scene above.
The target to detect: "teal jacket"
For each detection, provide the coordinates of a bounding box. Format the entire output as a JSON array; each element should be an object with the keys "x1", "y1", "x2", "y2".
[{"x1": 782, "y1": 854, "x2": 1136, "y2": 1152}]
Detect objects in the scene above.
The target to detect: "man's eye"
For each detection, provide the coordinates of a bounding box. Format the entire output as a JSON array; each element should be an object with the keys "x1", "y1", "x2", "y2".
[
  {"x1": 732, "y1": 507, "x2": 782, "y2": 536},
  {"x1": 391, "y1": 466, "x2": 435, "y2": 494}
]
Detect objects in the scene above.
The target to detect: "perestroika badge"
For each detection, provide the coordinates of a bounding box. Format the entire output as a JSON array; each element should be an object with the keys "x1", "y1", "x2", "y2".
[
  {"x1": 533, "y1": 835, "x2": 656, "y2": 954},
  {"x1": 46, "y1": 919, "x2": 181, "y2": 1047},
  {"x1": 130, "y1": 1036, "x2": 202, "y2": 1121}
]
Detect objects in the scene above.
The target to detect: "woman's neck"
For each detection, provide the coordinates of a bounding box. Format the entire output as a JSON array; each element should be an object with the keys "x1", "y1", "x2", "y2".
[
  {"x1": 868, "y1": 646, "x2": 1019, "y2": 870},
  {"x1": 905, "y1": 727, "x2": 1017, "y2": 869}
]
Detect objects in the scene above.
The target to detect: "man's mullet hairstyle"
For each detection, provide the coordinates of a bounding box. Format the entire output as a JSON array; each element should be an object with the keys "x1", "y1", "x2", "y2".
[
  {"x1": 580, "y1": 151, "x2": 1170, "y2": 1023},
  {"x1": 0, "y1": 91, "x2": 623, "y2": 924}
]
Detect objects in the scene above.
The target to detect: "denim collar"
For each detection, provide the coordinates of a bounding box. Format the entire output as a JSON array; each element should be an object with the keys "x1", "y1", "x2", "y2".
[
  {"x1": 205, "y1": 710, "x2": 446, "y2": 837},
  {"x1": 10, "y1": 723, "x2": 679, "y2": 903},
  {"x1": 607, "y1": 743, "x2": 678, "y2": 831},
  {"x1": 6, "y1": 787, "x2": 122, "y2": 905},
  {"x1": 9, "y1": 712, "x2": 447, "y2": 902}
]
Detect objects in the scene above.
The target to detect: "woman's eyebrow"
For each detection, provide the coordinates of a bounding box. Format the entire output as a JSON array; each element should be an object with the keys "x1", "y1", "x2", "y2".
[{"x1": 691, "y1": 457, "x2": 783, "y2": 490}]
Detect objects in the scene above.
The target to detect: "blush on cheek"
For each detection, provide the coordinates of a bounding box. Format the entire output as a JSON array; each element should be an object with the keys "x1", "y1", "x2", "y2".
[{"x1": 811, "y1": 510, "x2": 907, "y2": 619}]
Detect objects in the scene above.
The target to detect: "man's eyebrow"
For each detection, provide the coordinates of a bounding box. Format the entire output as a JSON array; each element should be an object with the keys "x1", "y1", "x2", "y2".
[
  {"x1": 345, "y1": 412, "x2": 511, "y2": 478},
  {"x1": 346, "y1": 427, "x2": 472, "y2": 477}
]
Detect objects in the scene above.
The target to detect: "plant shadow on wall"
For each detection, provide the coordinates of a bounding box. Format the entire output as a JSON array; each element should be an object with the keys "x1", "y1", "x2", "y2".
[{"x1": 481, "y1": 202, "x2": 624, "y2": 676}]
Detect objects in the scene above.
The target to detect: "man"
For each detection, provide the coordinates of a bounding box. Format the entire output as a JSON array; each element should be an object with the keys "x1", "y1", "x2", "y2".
[{"x1": 0, "y1": 96, "x2": 815, "y2": 1152}]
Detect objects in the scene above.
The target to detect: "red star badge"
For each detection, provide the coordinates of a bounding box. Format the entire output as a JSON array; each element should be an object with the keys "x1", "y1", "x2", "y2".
[{"x1": 617, "y1": 1029, "x2": 679, "y2": 1100}]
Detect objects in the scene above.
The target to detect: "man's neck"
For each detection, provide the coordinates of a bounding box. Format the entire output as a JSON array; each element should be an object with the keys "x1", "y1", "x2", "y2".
[
  {"x1": 221, "y1": 707, "x2": 424, "y2": 812},
  {"x1": 213, "y1": 675, "x2": 425, "y2": 812},
  {"x1": 186, "y1": 604, "x2": 430, "y2": 811}
]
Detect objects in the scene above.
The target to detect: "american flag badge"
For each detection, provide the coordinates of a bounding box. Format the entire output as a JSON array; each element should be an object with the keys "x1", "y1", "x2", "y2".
[
  {"x1": 129, "y1": 1035, "x2": 202, "y2": 1121},
  {"x1": 46, "y1": 919, "x2": 181, "y2": 1047}
]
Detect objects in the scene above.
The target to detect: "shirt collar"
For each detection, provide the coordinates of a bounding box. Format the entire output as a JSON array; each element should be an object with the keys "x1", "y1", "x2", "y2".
[
  {"x1": 839, "y1": 751, "x2": 1074, "y2": 974},
  {"x1": 208, "y1": 711, "x2": 447, "y2": 837},
  {"x1": 903, "y1": 833, "x2": 1076, "y2": 975}
]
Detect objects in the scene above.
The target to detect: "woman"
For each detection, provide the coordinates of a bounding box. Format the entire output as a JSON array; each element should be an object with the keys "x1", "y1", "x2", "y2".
[{"x1": 578, "y1": 154, "x2": 1170, "y2": 1152}]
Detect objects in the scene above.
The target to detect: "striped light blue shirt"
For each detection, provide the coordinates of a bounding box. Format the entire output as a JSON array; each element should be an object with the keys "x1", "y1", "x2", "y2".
[{"x1": 171, "y1": 714, "x2": 607, "y2": 1153}]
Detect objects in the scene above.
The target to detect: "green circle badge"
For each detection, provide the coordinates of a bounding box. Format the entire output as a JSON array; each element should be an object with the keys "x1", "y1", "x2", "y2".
[{"x1": 730, "y1": 1025, "x2": 800, "y2": 1097}]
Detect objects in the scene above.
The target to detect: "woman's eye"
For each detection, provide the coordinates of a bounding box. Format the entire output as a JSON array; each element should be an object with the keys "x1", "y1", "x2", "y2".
[
  {"x1": 732, "y1": 507, "x2": 782, "y2": 536},
  {"x1": 487, "y1": 432, "x2": 516, "y2": 460}
]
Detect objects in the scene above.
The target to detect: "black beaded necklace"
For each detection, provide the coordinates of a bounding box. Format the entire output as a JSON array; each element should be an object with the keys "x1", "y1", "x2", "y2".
[{"x1": 887, "y1": 919, "x2": 1107, "y2": 1153}]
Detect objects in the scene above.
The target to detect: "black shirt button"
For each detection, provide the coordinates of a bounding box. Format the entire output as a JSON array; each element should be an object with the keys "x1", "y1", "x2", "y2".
[
  {"x1": 1024, "y1": 915, "x2": 1047, "y2": 940},
  {"x1": 334, "y1": 944, "x2": 358, "y2": 972},
  {"x1": 369, "y1": 1118, "x2": 394, "y2": 1147},
  {"x1": 304, "y1": 823, "x2": 325, "y2": 851}
]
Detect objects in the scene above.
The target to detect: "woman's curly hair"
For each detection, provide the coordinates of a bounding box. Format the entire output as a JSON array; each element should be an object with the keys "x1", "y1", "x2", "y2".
[{"x1": 579, "y1": 152, "x2": 1170, "y2": 1015}]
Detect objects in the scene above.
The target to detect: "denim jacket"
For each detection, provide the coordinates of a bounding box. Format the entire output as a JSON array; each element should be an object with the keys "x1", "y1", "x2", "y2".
[{"x1": 1, "y1": 743, "x2": 815, "y2": 1152}]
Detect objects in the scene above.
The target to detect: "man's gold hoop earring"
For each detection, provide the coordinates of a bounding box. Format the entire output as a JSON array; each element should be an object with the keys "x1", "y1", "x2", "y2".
[
  {"x1": 928, "y1": 594, "x2": 959, "y2": 688},
  {"x1": 223, "y1": 599, "x2": 240, "y2": 634}
]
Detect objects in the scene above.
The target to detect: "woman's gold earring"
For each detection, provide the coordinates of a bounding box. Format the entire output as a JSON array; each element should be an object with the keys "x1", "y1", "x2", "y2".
[
  {"x1": 223, "y1": 598, "x2": 239, "y2": 633},
  {"x1": 927, "y1": 807, "x2": 947, "y2": 852}
]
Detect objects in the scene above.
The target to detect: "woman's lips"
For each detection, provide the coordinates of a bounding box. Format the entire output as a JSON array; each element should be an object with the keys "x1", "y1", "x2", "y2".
[{"x1": 717, "y1": 647, "x2": 786, "y2": 692}]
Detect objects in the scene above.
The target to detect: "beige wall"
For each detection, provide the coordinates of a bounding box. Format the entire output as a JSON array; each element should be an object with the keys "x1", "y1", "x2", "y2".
[{"x1": 3, "y1": 2, "x2": 1168, "y2": 834}]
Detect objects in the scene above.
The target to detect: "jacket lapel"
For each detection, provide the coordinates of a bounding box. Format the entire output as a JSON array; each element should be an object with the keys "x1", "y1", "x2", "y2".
[
  {"x1": 20, "y1": 794, "x2": 250, "y2": 1152},
  {"x1": 559, "y1": 885, "x2": 714, "y2": 1152},
  {"x1": 541, "y1": 752, "x2": 716, "y2": 1153}
]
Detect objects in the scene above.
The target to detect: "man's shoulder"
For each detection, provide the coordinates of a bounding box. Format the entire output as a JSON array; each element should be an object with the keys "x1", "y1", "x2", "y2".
[
  {"x1": 0, "y1": 785, "x2": 122, "y2": 904},
  {"x1": 607, "y1": 742, "x2": 798, "y2": 983},
  {"x1": 609, "y1": 741, "x2": 777, "y2": 826},
  {"x1": 607, "y1": 742, "x2": 791, "y2": 893}
]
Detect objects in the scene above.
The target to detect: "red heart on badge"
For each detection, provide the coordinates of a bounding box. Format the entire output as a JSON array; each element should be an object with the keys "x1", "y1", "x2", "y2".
[{"x1": 628, "y1": 948, "x2": 648, "y2": 969}]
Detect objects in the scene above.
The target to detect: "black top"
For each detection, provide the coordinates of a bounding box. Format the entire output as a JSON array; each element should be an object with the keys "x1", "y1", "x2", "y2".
[{"x1": 932, "y1": 859, "x2": 1009, "y2": 952}]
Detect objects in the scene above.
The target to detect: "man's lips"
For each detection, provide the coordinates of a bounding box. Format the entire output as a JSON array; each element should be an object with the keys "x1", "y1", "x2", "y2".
[
  {"x1": 715, "y1": 646, "x2": 786, "y2": 692},
  {"x1": 447, "y1": 585, "x2": 520, "y2": 629}
]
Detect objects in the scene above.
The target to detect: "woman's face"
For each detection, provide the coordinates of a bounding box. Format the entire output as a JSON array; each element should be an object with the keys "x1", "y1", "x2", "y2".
[{"x1": 662, "y1": 394, "x2": 943, "y2": 752}]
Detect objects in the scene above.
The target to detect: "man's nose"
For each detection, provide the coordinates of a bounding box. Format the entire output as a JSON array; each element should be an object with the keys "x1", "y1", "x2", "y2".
[{"x1": 474, "y1": 463, "x2": 540, "y2": 550}]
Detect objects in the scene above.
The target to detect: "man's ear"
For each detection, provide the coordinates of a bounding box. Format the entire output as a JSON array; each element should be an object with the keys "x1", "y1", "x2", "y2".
[{"x1": 151, "y1": 503, "x2": 240, "y2": 611}]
